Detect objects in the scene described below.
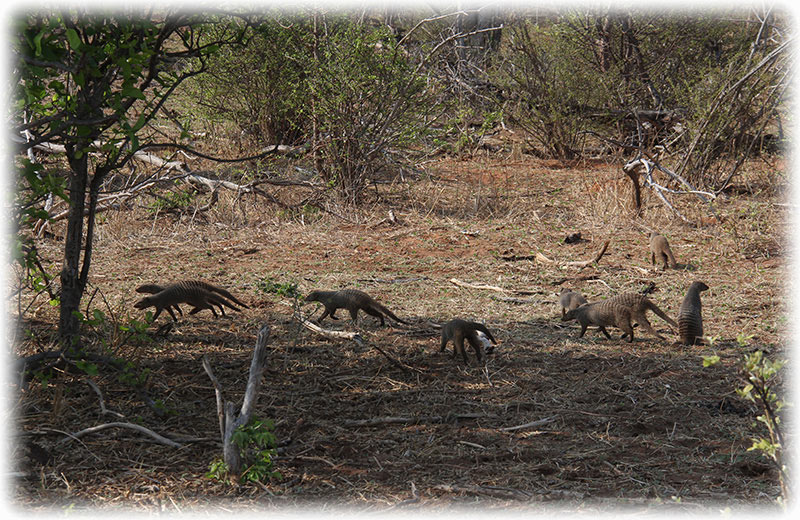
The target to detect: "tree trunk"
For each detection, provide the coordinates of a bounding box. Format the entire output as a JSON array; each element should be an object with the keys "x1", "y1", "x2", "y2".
[{"x1": 59, "y1": 150, "x2": 89, "y2": 345}]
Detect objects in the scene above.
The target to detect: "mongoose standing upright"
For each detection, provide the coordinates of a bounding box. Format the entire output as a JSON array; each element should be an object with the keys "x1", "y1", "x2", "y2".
[
  {"x1": 559, "y1": 287, "x2": 588, "y2": 317},
  {"x1": 134, "y1": 282, "x2": 243, "y2": 322},
  {"x1": 440, "y1": 319, "x2": 498, "y2": 363},
  {"x1": 562, "y1": 302, "x2": 635, "y2": 342},
  {"x1": 606, "y1": 292, "x2": 678, "y2": 340},
  {"x1": 649, "y1": 232, "x2": 677, "y2": 270},
  {"x1": 305, "y1": 289, "x2": 408, "y2": 326},
  {"x1": 678, "y1": 281, "x2": 709, "y2": 345}
]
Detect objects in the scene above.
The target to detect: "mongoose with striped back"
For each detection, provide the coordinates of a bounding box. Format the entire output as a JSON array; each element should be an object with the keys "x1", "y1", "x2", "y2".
[
  {"x1": 649, "y1": 232, "x2": 677, "y2": 270},
  {"x1": 559, "y1": 287, "x2": 588, "y2": 317},
  {"x1": 606, "y1": 292, "x2": 678, "y2": 340},
  {"x1": 440, "y1": 319, "x2": 498, "y2": 363},
  {"x1": 678, "y1": 281, "x2": 709, "y2": 345},
  {"x1": 305, "y1": 289, "x2": 409, "y2": 326},
  {"x1": 136, "y1": 280, "x2": 249, "y2": 317},
  {"x1": 134, "y1": 281, "x2": 243, "y2": 322},
  {"x1": 562, "y1": 301, "x2": 635, "y2": 342}
]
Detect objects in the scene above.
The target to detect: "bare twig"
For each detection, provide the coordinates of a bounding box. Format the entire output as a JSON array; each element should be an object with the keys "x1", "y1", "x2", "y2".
[
  {"x1": 449, "y1": 278, "x2": 508, "y2": 294},
  {"x1": 535, "y1": 240, "x2": 611, "y2": 268},
  {"x1": 499, "y1": 415, "x2": 559, "y2": 432},
  {"x1": 57, "y1": 422, "x2": 182, "y2": 448},
  {"x1": 434, "y1": 483, "x2": 531, "y2": 501},
  {"x1": 86, "y1": 380, "x2": 124, "y2": 419},
  {"x1": 341, "y1": 413, "x2": 497, "y2": 428}
]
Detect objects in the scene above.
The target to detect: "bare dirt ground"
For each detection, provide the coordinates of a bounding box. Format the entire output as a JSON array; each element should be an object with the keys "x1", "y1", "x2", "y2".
[{"x1": 10, "y1": 155, "x2": 789, "y2": 514}]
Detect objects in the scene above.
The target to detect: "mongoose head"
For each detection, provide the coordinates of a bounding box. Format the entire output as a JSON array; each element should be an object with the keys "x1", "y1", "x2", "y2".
[
  {"x1": 692, "y1": 281, "x2": 709, "y2": 292},
  {"x1": 562, "y1": 302, "x2": 591, "y2": 321},
  {"x1": 134, "y1": 296, "x2": 154, "y2": 310},
  {"x1": 304, "y1": 291, "x2": 322, "y2": 303}
]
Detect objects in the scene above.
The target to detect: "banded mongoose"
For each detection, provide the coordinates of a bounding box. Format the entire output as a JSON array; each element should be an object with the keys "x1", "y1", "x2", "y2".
[
  {"x1": 678, "y1": 281, "x2": 709, "y2": 345},
  {"x1": 649, "y1": 232, "x2": 677, "y2": 270},
  {"x1": 137, "y1": 281, "x2": 249, "y2": 309},
  {"x1": 606, "y1": 292, "x2": 678, "y2": 340},
  {"x1": 440, "y1": 319, "x2": 498, "y2": 363},
  {"x1": 559, "y1": 287, "x2": 588, "y2": 317},
  {"x1": 305, "y1": 289, "x2": 408, "y2": 326},
  {"x1": 561, "y1": 302, "x2": 635, "y2": 342},
  {"x1": 134, "y1": 282, "x2": 243, "y2": 322}
]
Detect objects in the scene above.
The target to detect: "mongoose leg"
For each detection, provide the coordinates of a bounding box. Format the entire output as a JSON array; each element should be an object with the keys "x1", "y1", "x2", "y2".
[
  {"x1": 166, "y1": 307, "x2": 179, "y2": 322},
  {"x1": 466, "y1": 334, "x2": 484, "y2": 363},
  {"x1": 578, "y1": 323, "x2": 588, "y2": 338},
  {"x1": 633, "y1": 315, "x2": 664, "y2": 340},
  {"x1": 598, "y1": 326, "x2": 612, "y2": 339}
]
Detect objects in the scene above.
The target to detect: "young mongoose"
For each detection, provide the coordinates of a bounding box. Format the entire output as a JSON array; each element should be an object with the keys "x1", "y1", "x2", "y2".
[
  {"x1": 440, "y1": 319, "x2": 498, "y2": 363},
  {"x1": 562, "y1": 301, "x2": 635, "y2": 342},
  {"x1": 649, "y1": 232, "x2": 677, "y2": 270},
  {"x1": 678, "y1": 281, "x2": 709, "y2": 345},
  {"x1": 134, "y1": 282, "x2": 242, "y2": 322},
  {"x1": 606, "y1": 292, "x2": 678, "y2": 340},
  {"x1": 305, "y1": 289, "x2": 409, "y2": 326},
  {"x1": 559, "y1": 287, "x2": 588, "y2": 317},
  {"x1": 136, "y1": 280, "x2": 249, "y2": 317}
]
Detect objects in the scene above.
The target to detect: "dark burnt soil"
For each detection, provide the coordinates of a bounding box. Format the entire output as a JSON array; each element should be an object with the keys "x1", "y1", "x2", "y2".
[{"x1": 10, "y1": 156, "x2": 788, "y2": 514}]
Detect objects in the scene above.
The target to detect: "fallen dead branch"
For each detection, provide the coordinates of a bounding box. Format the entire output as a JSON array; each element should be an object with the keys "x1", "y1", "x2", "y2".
[
  {"x1": 56, "y1": 421, "x2": 182, "y2": 448},
  {"x1": 341, "y1": 413, "x2": 497, "y2": 428},
  {"x1": 433, "y1": 483, "x2": 532, "y2": 501},
  {"x1": 296, "y1": 314, "x2": 423, "y2": 373},
  {"x1": 499, "y1": 415, "x2": 559, "y2": 432},
  {"x1": 449, "y1": 278, "x2": 509, "y2": 294},
  {"x1": 296, "y1": 315, "x2": 365, "y2": 346},
  {"x1": 535, "y1": 240, "x2": 610, "y2": 268}
]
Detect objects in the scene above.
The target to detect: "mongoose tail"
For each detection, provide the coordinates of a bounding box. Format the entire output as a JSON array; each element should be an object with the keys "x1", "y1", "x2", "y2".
[
  {"x1": 440, "y1": 319, "x2": 498, "y2": 363},
  {"x1": 562, "y1": 302, "x2": 634, "y2": 342},
  {"x1": 649, "y1": 232, "x2": 677, "y2": 270},
  {"x1": 678, "y1": 281, "x2": 708, "y2": 345},
  {"x1": 559, "y1": 287, "x2": 588, "y2": 317}
]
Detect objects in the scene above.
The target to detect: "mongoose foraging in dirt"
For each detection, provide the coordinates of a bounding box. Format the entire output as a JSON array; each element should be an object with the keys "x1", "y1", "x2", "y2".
[
  {"x1": 606, "y1": 292, "x2": 678, "y2": 340},
  {"x1": 440, "y1": 319, "x2": 498, "y2": 363},
  {"x1": 134, "y1": 282, "x2": 243, "y2": 322},
  {"x1": 561, "y1": 301, "x2": 635, "y2": 342},
  {"x1": 678, "y1": 281, "x2": 709, "y2": 345},
  {"x1": 305, "y1": 289, "x2": 408, "y2": 326},
  {"x1": 649, "y1": 232, "x2": 677, "y2": 270},
  {"x1": 559, "y1": 287, "x2": 588, "y2": 317}
]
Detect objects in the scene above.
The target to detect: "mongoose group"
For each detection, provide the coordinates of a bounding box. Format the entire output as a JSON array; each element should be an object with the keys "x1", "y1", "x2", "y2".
[{"x1": 134, "y1": 231, "x2": 708, "y2": 363}]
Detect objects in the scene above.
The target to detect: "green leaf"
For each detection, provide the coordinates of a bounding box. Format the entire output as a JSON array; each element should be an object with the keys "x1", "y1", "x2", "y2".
[
  {"x1": 702, "y1": 355, "x2": 720, "y2": 367},
  {"x1": 121, "y1": 85, "x2": 145, "y2": 99},
  {"x1": 65, "y1": 28, "x2": 81, "y2": 50}
]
